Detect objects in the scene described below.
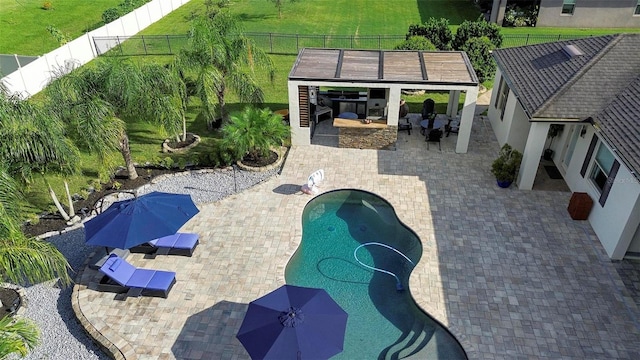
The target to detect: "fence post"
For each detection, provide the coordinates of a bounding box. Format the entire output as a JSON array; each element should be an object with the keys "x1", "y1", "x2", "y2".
[
  {"x1": 118, "y1": 36, "x2": 124, "y2": 56},
  {"x1": 166, "y1": 35, "x2": 172, "y2": 54},
  {"x1": 351, "y1": 35, "x2": 353, "y2": 49},
  {"x1": 296, "y1": 34, "x2": 300, "y2": 53},
  {"x1": 270, "y1": 33, "x2": 273, "y2": 53},
  {"x1": 324, "y1": 34, "x2": 326, "y2": 48}
]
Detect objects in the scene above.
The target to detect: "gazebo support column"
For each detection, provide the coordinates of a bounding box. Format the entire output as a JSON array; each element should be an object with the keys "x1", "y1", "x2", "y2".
[
  {"x1": 387, "y1": 87, "x2": 402, "y2": 127},
  {"x1": 447, "y1": 90, "x2": 461, "y2": 117},
  {"x1": 517, "y1": 122, "x2": 549, "y2": 190},
  {"x1": 455, "y1": 87, "x2": 478, "y2": 153}
]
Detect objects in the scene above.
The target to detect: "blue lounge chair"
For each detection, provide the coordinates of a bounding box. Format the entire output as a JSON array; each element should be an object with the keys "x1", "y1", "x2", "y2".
[
  {"x1": 130, "y1": 232, "x2": 199, "y2": 256},
  {"x1": 98, "y1": 254, "x2": 176, "y2": 298}
]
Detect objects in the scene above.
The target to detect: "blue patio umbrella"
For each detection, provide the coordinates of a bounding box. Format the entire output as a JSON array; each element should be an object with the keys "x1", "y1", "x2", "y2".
[
  {"x1": 84, "y1": 192, "x2": 199, "y2": 250},
  {"x1": 237, "y1": 285, "x2": 348, "y2": 360}
]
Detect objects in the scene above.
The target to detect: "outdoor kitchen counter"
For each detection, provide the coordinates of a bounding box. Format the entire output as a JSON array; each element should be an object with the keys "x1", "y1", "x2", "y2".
[
  {"x1": 332, "y1": 117, "x2": 395, "y2": 150},
  {"x1": 333, "y1": 117, "x2": 387, "y2": 128}
]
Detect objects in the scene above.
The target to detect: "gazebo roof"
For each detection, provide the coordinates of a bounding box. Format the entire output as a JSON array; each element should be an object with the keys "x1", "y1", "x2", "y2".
[{"x1": 289, "y1": 48, "x2": 479, "y2": 86}]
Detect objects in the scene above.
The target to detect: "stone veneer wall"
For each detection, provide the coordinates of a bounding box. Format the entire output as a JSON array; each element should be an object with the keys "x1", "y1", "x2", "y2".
[{"x1": 338, "y1": 126, "x2": 398, "y2": 150}]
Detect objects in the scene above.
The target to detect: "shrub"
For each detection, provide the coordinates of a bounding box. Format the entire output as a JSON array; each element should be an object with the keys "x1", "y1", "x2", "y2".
[
  {"x1": 102, "y1": 8, "x2": 121, "y2": 24},
  {"x1": 394, "y1": 36, "x2": 436, "y2": 51},
  {"x1": 158, "y1": 157, "x2": 175, "y2": 169},
  {"x1": 461, "y1": 36, "x2": 496, "y2": 83},
  {"x1": 406, "y1": 18, "x2": 453, "y2": 50},
  {"x1": 453, "y1": 17, "x2": 503, "y2": 50},
  {"x1": 503, "y1": 5, "x2": 539, "y2": 27},
  {"x1": 42, "y1": 2, "x2": 52, "y2": 10},
  {"x1": 220, "y1": 107, "x2": 289, "y2": 162},
  {"x1": 46, "y1": 26, "x2": 70, "y2": 45},
  {"x1": 491, "y1": 144, "x2": 523, "y2": 182}
]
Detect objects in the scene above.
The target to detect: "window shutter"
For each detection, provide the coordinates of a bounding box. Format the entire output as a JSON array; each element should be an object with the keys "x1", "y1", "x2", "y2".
[
  {"x1": 580, "y1": 134, "x2": 597, "y2": 177},
  {"x1": 598, "y1": 160, "x2": 619, "y2": 207}
]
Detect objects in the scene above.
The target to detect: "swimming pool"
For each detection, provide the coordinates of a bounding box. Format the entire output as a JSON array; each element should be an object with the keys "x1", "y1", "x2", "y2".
[{"x1": 285, "y1": 189, "x2": 467, "y2": 359}]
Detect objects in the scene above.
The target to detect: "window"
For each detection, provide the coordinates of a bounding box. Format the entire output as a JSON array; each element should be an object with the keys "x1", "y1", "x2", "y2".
[
  {"x1": 562, "y1": 0, "x2": 576, "y2": 15},
  {"x1": 589, "y1": 143, "x2": 615, "y2": 192},
  {"x1": 635, "y1": 1, "x2": 640, "y2": 15},
  {"x1": 494, "y1": 76, "x2": 509, "y2": 120}
]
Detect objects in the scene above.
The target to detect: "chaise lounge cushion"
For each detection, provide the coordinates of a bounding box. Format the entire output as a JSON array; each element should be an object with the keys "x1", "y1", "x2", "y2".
[
  {"x1": 149, "y1": 232, "x2": 199, "y2": 250},
  {"x1": 130, "y1": 232, "x2": 200, "y2": 256},
  {"x1": 98, "y1": 254, "x2": 176, "y2": 298}
]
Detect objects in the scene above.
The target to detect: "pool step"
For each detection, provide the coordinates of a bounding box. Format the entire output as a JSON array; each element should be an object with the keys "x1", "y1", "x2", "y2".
[
  {"x1": 383, "y1": 320, "x2": 423, "y2": 360},
  {"x1": 397, "y1": 322, "x2": 435, "y2": 359}
]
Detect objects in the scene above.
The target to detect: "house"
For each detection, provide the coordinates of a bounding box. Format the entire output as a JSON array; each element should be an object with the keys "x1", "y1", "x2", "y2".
[
  {"x1": 488, "y1": 33, "x2": 640, "y2": 260},
  {"x1": 490, "y1": 0, "x2": 640, "y2": 28}
]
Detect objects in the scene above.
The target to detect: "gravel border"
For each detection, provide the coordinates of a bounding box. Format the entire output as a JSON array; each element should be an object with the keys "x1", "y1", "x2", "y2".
[{"x1": 17, "y1": 165, "x2": 281, "y2": 360}]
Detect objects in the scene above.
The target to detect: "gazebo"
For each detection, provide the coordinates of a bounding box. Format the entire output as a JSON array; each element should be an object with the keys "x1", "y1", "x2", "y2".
[{"x1": 287, "y1": 48, "x2": 479, "y2": 153}]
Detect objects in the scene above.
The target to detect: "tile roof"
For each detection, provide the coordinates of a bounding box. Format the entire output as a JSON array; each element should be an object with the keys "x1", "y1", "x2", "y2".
[
  {"x1": 493, "y1": 33, "x2": 640, "y2": 178},
  {"x1": 596, "y1": 76, "x2": 640, "y2": 179}
]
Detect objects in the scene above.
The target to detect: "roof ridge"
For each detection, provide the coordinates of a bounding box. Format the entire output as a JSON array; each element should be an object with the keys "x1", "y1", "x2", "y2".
[{"x1": 532, "y1": 34, "x2": 623, "y2": 118}]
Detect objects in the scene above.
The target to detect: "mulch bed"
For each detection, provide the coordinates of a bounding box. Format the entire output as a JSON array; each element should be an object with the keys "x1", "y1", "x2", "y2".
[
  {"x1": 242, "y1": 150, "x2": 278, "y2": 167},
  {"x1": 21, "y1": 167, "x2": 176, "y2": 238},
  {"x1": 22, "y1": 150, "x2": 280, "y2": 238}
]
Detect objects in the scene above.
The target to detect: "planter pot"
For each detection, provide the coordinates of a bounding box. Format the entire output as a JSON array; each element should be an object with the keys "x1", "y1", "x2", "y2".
[
  {"x1": 496, "y1": 180, "x2": 512, "y2": 188},
  {"x1": 543, "y1": 148, "x2": 554, "y2": 161}
]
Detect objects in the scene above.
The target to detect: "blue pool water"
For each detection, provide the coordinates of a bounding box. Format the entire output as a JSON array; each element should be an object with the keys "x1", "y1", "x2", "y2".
[{"x1": 285, "y1": 190, "x2": 467, "y2": 360}]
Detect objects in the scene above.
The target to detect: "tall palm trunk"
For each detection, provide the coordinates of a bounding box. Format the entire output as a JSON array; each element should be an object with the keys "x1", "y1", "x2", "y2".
[
  {"x1": 119, "y1": 132, "x2": 138, "y2": 180},
  {"x1": 217, "y1": 82, "x2": 226, "y2": 124}
]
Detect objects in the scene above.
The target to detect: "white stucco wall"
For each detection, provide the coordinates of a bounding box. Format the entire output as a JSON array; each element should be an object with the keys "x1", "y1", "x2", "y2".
[
  {"x1": 488, "y1": 72, "x2": 515, "y2": 147},
  {"x1": 537, "y1": 0, "x2": 640, "y2": 28},
  {"x1": 563, "y1": 126, "x2": 640, "y2": 260},
  {"x1": 506, "y1": 103, "x2": 530, "y2": 153},
  {"x1": 588, "y1": 163, "x2": 640, "y2": 260}
]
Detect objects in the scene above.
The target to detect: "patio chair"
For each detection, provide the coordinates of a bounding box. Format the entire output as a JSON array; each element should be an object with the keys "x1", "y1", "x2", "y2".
[
  {"x1": 420, "y1": 98, "x2": 436, "y2": 134},
  {"x1": 446, "y1": 118, "x2": 460, "y2": 137},
  {"x1": 426, "y1": 128, "x2": 442, "y2": 150},
  {"x1": 89, "y1": 248, "x2": 130, "y2": 270},
  {"x1": 129, "y1": 232, "x2": 199, "y2": 256},
  {"x1": 421, "y1": 98, "x2": 436, "y2": 120},
  {"x1": 97, "y1": 254, "x2": 176, "y2": 298}
]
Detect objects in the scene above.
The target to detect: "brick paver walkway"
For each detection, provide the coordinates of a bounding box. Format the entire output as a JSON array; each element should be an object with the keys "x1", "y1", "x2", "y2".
[{"x1": 74, "y1": 115, "x2": 640, "y2": 359}]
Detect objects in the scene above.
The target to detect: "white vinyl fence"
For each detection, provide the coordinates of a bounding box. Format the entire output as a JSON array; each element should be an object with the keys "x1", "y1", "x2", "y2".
[{"x1": 0, "y1": 0, "x2": 191, "y2": 98}]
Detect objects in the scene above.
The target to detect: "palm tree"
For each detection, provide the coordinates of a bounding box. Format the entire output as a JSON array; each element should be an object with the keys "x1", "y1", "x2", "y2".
[
  {"x1": 221, "y1": 107, "x2": 289, "y2": 162},
  {"x1": 177, "y1": 12, "x2": 275, "y2": 128},
  {"x1": 0, "y1": 87, "x2": 78, "y2": 183},
  {"x1": 47, "y1": 58, "x2": 187, "y2": 179},
  {"x1": 0, "y1": 316, "x2": 39, "y2": 359},
  {"x1": 0, "y1": 83, "x2": 81, "y2": 221}
]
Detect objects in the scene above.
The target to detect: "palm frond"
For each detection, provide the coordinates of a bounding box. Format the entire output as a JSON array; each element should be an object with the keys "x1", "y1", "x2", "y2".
[{"x1": 0, "y1": 225, "x2": 72, "y2": 286}]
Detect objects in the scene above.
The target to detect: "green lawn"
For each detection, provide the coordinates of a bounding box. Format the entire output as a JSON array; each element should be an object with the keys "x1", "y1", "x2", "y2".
[
  {"x1": 8, "y1": 0, "x2": 640, "y2": 217},
  {"x1": 0, "y1": 0, "x2": 120, "y2": 55},
  {"x1": 143, "y1": 0, "x2": 482, "y2": 36}
]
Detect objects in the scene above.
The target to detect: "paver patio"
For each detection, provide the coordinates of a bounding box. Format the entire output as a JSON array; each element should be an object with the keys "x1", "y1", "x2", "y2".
[{"x1": 74, "y1": 113, "x2": 640, "y2": 359}]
